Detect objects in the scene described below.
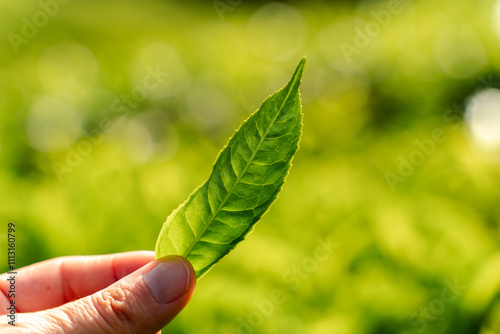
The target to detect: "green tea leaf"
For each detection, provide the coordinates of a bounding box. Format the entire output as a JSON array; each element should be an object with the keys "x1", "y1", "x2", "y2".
[{"x1": 155, "y1": 58, "x2": 306, "y2": 277}]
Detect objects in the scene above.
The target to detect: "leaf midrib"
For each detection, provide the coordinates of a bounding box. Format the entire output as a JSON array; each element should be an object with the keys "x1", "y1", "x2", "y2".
[{"x1": 181, "y1": 80, "x2": 299, "y2": 258}]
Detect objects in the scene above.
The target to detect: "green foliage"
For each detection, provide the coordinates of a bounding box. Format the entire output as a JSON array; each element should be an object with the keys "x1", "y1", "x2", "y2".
[
  {"x1": 156, "y1": 59, "x2": 305, "y2": 277},
  {"x1": 2, "y1": 1, "x2": 500, "y2": 333}
]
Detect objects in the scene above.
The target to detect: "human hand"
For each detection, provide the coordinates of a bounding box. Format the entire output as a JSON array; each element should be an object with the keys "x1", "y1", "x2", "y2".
[{"x1": 0, "y1": 251, "x2": 196, "y2": 334}]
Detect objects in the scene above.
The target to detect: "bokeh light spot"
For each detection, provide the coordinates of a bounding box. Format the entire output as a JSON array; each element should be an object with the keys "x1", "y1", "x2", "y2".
[
  {"x1": 131, "y1": 41, "x2": 189, "y2": 100},
  {"x1": 121, "y1": 119, "x2": 154, "y2": 164},
  {"x1": 493, "y1": 0, "x2": 500, "y2": 41},
  {"x1": 26, "y1": 96, "x2": 82, "y2": 152},
  {"x1": 465, "y1": 88, "x2": 500, "y2": 155},
  {"x1": 182, "y1": 79, "x2": 238, "y2": 134},
  {"x1": 434, "y1": 24, "x2": 486, "y2": 79},
  {"x1": 38, "y1": 43, "x2": 99, "y2": 97},
  {"x1": 246, "y1": 3, "x2": 306, "y2": 62}
]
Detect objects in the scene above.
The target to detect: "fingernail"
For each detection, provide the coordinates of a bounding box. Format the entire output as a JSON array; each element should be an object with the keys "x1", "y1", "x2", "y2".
[{"x1": 144, "y1": 256, "x2": 189, "y2": 304}]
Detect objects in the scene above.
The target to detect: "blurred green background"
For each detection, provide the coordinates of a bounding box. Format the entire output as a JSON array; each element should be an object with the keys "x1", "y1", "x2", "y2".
[{"x1": 1, "y1": 0, "x2": 500, "y2": 333}]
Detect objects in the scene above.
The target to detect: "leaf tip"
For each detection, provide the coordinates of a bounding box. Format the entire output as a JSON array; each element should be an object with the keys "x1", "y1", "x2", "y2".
[
  {"x1": 299, "y1": 56, "x2": 307, "y2": 68},
  {"x1": 295, "y1": 57, "x2": 306, "y2": 81},
  {"x1": 285, "y1": 57, "x2": 306, "y2": 94}
]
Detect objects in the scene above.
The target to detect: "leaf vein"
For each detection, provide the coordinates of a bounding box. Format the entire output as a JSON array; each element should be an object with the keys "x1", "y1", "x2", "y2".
[{"x1": 179, "y1": 78, "x2": 298, "y2": 257}]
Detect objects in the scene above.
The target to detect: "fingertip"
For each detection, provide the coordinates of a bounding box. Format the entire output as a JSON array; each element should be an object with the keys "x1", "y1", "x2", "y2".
[
  {"x1": 155, "y1": 255, "x2": 197, "y2": 290},
  {"x1": 172, "y1": 256, "x2": 197, "y2": 300},
  {"x1": 145, "y1": 256, "x2": 196, "y2": 305}
]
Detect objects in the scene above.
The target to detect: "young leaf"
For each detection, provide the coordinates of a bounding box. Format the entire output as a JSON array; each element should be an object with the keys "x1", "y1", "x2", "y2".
[{"x1": 155, "y1": 58, "x2": 306, "y2": 278}]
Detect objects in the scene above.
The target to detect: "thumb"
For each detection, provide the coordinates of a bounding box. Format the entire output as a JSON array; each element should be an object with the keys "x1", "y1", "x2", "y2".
[{"x1": 27, "y1": 256, "x2": 196, "y2": 334}]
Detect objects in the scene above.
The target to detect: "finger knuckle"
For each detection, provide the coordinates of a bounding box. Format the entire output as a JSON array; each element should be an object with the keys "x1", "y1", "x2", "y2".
[{"x1": 92, "y1": 285, "x2": 137, "y2": 333}]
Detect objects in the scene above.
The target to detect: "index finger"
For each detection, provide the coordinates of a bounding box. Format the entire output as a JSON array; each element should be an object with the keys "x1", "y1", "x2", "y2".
[{"x1": 0, "y1": 250, "x2": 155, "y2": 314}]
